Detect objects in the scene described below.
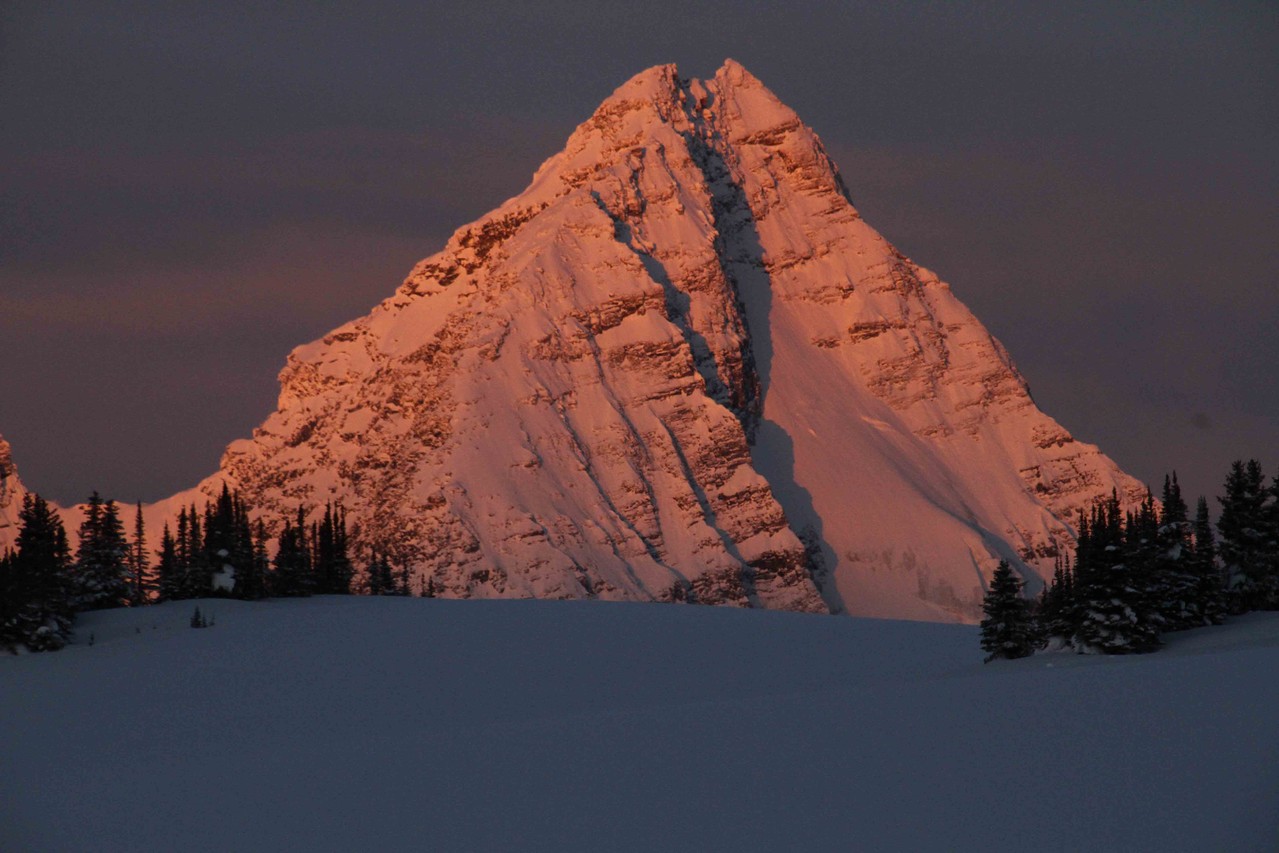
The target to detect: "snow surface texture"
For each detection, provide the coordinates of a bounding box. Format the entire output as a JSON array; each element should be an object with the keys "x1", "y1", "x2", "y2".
[
  {"x1": 2, "y1": 598, "x2": 1276, "y2": 852},
  {"x1": 0, "y1": 60, "x2": 1148, "y2": 621}
]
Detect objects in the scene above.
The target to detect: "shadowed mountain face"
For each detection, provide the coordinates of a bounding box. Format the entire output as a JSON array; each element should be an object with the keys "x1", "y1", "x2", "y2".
[{"x1": 4, "y1": 61, "x2": 1147, "y2": 621}]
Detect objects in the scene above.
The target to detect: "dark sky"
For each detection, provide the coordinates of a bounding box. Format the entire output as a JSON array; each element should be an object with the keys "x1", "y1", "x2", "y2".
[{"x1": 2, "y1": 1, "x2": 1275, "y2": 508}]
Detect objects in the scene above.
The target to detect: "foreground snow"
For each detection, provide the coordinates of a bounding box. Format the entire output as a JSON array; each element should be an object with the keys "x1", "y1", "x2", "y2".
[{"x1": 2, "y1": 598, "x2": 1277, "y2": 851}]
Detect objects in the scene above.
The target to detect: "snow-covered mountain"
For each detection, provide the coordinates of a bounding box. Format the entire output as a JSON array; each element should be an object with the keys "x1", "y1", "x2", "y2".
[
  {"x1": 3, "y1": 61, "x2": 1148, "y2": 621},
  {"x1": 213, "y1": 59, "x2": 1146, "y2": 620}
]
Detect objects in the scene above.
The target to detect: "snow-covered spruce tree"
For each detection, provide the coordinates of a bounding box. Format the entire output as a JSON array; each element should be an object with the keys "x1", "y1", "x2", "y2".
[
  {"x1": 1190, "y1": 496, "x2": 1227, "y2": 624},
  {"x1": 71, "y1": 491, "x2": 101, "y2": 608},
  {"x1": 1036, "y1": 553, "x2": 1075, "y2": 649},
  {"x1": 1067, "y1": 492, "x2": 1160, "y2": 655},
  {"x1": 1123, "y1": 491, "x2": 1164, "y2": 631},
  {"x1": 74, "y1": 493, "x2": 131, "y2": 611},
  {"x1": 2, "y1": 494, "x2": 75, "y2": 651},
  {"x1": 980, "y1": 560, "x2": 1037, "y2": 661},
  {"x1": 1152, "y1": 475, "x2": 1200, "y2": 631},
  {"x1": 202, "y1": 484, "x2": 238, "y2": 594},
  {"x1": 1217, "y1": 459, "x2": 1278, "y2": 612}
]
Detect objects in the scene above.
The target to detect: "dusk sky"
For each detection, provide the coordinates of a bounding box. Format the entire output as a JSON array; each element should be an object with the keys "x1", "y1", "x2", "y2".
[{"x1": 2, "y1": 1, "x2": 1275, "y2": 508}]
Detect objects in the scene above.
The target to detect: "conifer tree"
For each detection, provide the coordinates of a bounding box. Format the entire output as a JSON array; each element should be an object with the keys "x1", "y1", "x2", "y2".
[
  {"x1": 203, "y1": 485, "x2": 238, "y2": 593},
  {"x1": 314, "y1": 503, "x2": 336, "y2": 594},
  {"x1": 1125, "y1": 490, "x2": 1163, "y2": 628},
  {"x1": 72, "y1": 491, "x2": 103, "y2": 609},
  {"x1": 980, "y1": 560, "x2": 1036, "y2": 661},
  {"x1": 235, "y1": 519, "x2": 270, "y2": 600},
  {"x1": 128, "y1": 501, "x2": 148, "y2": 606},
  {"x1": 310, "y1": 502, "x2": 354, "y2": 595},
  {"x1": 331, "y1": 504, "x2": 353, "y2": 594},
  {"x1": 0, "y1": 548, "x2": 16, "y2": 645},
  {"x1": 227, "y1": 490, "x2": 258, "y2": 599},
  {"x1": 173, "y1": 508, "x2": 191, "y2": 599},
  {"x1": 231, "y1": 506, "x2": 267, "y2": 601},
  {"x1": 1, "y1": 494, "x2": 75, "y2": 651},
  {"x1": 1153, "y1": 474, "x2": 1199, "y2": 630},
  {"x1": 1037, "y1": 553, "x2": 1074, "y2": 646},
  {"x1": 365, "y1": 553, "x2": 395, "y2": 596},
  {"x1": 1190, "y1": 495, "x2": 1227, "y2": 625},
  {"x1": 1068, "y1": 492, "x2": 1160, "y2": 654},
  {"x1": 75, "y1": 493, "x2": 130, "y2": 611},
  {"x1": 394, "y1": 561, "x2": 412, "y2": 597},
  {"x1": 1217, "y1": 460, "x2": 1277, "y2": 611},
  {"x1": 156, "y1": 523, "x2": 179, "y2": 602},
  {"x1": 181, "y1": 502, "x2": 212, "y2": 599},
  {"x1": 271, "y1": 515, "x2": 312, "y2": 597}
]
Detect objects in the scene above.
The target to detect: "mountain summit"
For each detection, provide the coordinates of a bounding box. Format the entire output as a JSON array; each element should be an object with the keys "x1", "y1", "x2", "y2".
[{"x1": 69, "y1": 61, "x2": 1152, "y2": 620}]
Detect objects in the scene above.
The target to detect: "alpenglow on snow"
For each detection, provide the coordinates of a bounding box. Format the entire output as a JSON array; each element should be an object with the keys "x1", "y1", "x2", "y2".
[{"x1": 0, "y1": 61, "x2": 1148, "y2": 621}]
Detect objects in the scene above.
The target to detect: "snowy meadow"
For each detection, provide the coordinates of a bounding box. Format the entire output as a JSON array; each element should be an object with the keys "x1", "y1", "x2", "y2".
[{"x1": 3, "y1": 597, "x2": 1277, "y2": 852}]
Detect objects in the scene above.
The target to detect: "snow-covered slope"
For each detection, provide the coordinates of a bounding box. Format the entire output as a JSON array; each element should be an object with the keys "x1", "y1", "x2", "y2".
[
  {"x1": 209, "y1": 60, "x2": 1143, "y2": 620},
  {"x1": 2, "y1": 598, "x2": 1276, "y2": 851}
]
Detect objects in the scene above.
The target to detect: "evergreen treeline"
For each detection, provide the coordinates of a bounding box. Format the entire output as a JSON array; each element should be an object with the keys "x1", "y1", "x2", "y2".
[
  {"x1": 1, "y1": 485, "x2": 422, "y2": 654},
  {"x1": 982, "y1": 460, "x2": 1279, "y2": 660}
]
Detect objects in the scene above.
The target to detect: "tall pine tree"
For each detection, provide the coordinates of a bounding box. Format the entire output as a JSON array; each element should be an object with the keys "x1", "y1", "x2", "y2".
[
  {"x1": 74, "y1": 493, "x2": 130, "y2": 611},
  {"x1": 980, "y1": 560, "x2": 1037, "y2": 661},
  {"x1": 1068, "y1": 492, "x2": 1161, "y2": 654},
  {"x1": 270, "y1": 510, "x2": 313, "y2": 597},
  {"x1": 1217, "y1": 460, "x2": 1277, "y2": 611},
  {"x1": 1, "y1": 494, "x2": 75, "y2": 651},
  {"x1": 1190, "y1": 495, "x2": 1227, "y2": 625},
  {"x1": 127, "y1": 501, "x2": 149, "y2": 606},
  {"x1": 1152, "y1": 474, "x2": 1199, "y2": 631}
]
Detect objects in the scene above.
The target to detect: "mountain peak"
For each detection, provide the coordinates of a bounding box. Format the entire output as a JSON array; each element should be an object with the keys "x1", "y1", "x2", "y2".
[
  {"x1": 714, "y1": 57, "x2": 764, "y2": 88},
  {"x1": 196, "y1": 63, "x2": 1146, "y2": 621},
  {"x1": 612, "y1": 62, "x2": 681, "y2": 97}
]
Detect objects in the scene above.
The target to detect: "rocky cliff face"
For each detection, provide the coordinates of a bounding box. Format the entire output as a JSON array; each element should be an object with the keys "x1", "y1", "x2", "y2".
[
  {"x1": 16, "y1": 61, "x2": 1146, "y2": 621},
  {"x1": 0, "y1": 435, "x2": 31, "y2": 546}
]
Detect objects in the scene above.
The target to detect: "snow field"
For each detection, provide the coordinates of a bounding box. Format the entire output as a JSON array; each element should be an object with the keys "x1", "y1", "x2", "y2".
[{"x1": 2, "y1": 598, "x2": 1276, "y2": 851}]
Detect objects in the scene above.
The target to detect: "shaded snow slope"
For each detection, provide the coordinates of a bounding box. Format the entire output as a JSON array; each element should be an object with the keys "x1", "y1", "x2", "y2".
[
  {"x1": 2, "y1": 598, "x2": 1276, "y2": 852},
  {"x1": 0, "y1": 61, "x2": 1148, "y2": 621}
]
